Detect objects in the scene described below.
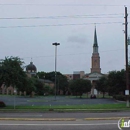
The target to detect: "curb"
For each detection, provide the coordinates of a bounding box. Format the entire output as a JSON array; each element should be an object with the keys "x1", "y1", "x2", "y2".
[
  {"x1": 84, "y1": 117, "x2": 130, "y2": 120},
  {"x1": 0, "y1": 109, "x2": 130, "y2": 113},
  {"x1": 0, "y1": 118, "x2": 76, "y2": 121},
  {"x1": 0, "y1": 117, "x2": 129, "y2": 121},
  {"x1": 115, "y1": 100, "x2": 126, "y2": 103}
]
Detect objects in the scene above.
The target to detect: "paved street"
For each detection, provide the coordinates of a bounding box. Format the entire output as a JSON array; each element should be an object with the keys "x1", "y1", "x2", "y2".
[
  {"x1": 0, "y1": 120, "x2": 123, "y2": 130},
  {"x1": 0, "y1": 95, "x2": 117, "y2": 106},
  {"x1": 0, "y1": 112, "x2": 130, "y2": 119}
]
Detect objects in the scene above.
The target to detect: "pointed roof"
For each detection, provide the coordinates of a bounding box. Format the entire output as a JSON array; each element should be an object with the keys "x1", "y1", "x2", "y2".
[{"x1": 93, "y1": 26, "x2": 98, "y2": 47}]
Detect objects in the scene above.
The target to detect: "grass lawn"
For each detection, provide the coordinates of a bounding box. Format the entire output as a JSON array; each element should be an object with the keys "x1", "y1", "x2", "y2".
[
  {"x1": 0, "y1": 95, "x2": 129, "y2": 111},
  {"x1": 1, "y1": 103, "x2": 129, "y2": 111},
  {"x1": 66, "y1": 94, "x2": 112, "y2": 99}
]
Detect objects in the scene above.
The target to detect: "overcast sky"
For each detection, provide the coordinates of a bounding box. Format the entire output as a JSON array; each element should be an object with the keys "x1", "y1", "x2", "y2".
[{"x1": 0, "y1": 0, "x2": 130, "y2": 74}]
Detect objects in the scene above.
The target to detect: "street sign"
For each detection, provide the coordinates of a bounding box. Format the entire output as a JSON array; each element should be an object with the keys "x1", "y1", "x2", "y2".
[
  {"x1": 125, "y1": 90, "x2": 129, "y2": 95},
  {"x1": 127, "y1": 37, "x2": 130, "y2": 45}
]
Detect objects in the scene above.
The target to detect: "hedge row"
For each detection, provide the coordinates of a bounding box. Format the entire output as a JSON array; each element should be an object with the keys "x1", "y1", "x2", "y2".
[
  {"x1": 0, "y1": 101, "x2": 6, "y2": 107},
  {"x1": 113, "y1": 95, "x2": 130, "y2": 101}
]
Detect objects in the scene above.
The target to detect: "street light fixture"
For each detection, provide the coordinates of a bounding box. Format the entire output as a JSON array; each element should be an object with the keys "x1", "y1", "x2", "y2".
[{"x1": 52, "y1": 42, "x2": 60, "y2": 100}]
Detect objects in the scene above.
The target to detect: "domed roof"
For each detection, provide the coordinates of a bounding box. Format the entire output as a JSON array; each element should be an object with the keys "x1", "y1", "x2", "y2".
[{"x1": 26, "y1": 62, "x2": 37, "y2": 72}]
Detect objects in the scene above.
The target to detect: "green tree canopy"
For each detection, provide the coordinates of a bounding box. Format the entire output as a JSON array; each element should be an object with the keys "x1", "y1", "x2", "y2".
[
  {"x1": 96, "y1": 76, "x2": 108, "y2": 98},
  {"x1": 37, "y1": 71, "x2": 68, "y2": 95},
  {"x1": 36, "y1": 71, "x2": 46, "y2": 79},
  {"x1": 107, "y1": 69, "x2": 126, "y2": 95},
  {"x1": 32, "y1": 78, "x2": 43, "y2": 95},
  {"x1": 0, "y1": 56, "x2": 37, "y2": 96},
  {"x1": 57, "y1": 74, "x2": 68, "y2": 95},
  {"x1": 69, "y1": 79, "x2": 91, "y2": 98},
  {"x1": 0, "y1": 56, "x2": 27, "y2": 87},
  {"x1": 23, "y1": 77, "x2": 36, "y2": 95}
]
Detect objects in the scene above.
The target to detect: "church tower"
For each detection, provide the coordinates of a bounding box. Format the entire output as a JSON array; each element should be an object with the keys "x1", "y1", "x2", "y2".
[{"x1": 91, "y1": 27, "x2": 101, "y2": 73}]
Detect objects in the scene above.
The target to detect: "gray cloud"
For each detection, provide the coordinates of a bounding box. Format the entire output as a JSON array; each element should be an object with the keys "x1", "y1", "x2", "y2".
[{"x1": 67, "y1": 35, "x2": 87, "y2": 44}]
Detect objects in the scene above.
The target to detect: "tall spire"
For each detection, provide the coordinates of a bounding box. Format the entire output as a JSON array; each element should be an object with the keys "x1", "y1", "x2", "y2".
[
  {"x1": 93, "y1": 26, "x2": 98, "y2": 47},
  {"x1": 91, "y1": 26, "x2": 101, "y2": 73}
]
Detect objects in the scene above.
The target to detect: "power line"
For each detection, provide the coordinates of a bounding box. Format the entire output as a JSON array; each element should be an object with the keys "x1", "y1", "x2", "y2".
[
  {"x1": 0, "y1": 14, "x2": 123, "y2": 20},
  {"x1": 0, "y1": 16, "x2": 123, "y2": 20},
  {"x1": 22, "y1": 49, "x2": 124, "y2": 59},
  {"x1": 0, "y1": 22, "x2": 123, "y2": 28},
  {"x1": 0, "y1": 4, "x2": 128, "y2": 7}
]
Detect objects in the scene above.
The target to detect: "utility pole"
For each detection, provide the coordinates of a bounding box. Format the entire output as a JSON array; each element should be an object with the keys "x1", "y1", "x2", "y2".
[
  {"x1": 124, "y1": 6, "x2": 129, "y2": 107},
  {"x1": 52, "y1": 42, "x2": 60, "y2": 100}
]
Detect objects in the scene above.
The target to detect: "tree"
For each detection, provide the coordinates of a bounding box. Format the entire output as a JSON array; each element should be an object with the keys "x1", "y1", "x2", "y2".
[
  {"x1": 107, "y1": 69, "x2": 126, "y2": 95},
  {"x1": 36, "y1": 71, "x2": 46, "y2": 79},
  {"x1": 57, "y1": 74, "x2": 68, "y2": 95},
  {"x1": 96, "y1": 76, "x2": 108, "y2": 98},
  {"x1": 44, "y1": 71, "x2": 68, "y2": 95},
  {"x1": 45, "y1": 71, "x2": 55, "y2": 82},
  {"x1": 33, "y1": 78, "x2": 44, "y2": 95},
  {"x1": 23, "y1": 77, "x2": 36, "y2": 95},
  {"x1": 69, "y1": 79, "x2": 91, "y2": 98},
  {"x1": 0, "y1": 56, "x2": 27, "y2": 88},
  {"x1": 0, "y1": 56, "x2": 37, "y2": 96},
  {"x1": 43, "y1": 85, "x2": 53, "y2": 95}
]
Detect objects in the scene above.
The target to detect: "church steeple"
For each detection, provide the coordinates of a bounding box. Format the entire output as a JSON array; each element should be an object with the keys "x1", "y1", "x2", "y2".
[
  {"x1": 93, "y1": 27, "x2": 98, "y2": 47},
  {"x1": 91, "y1": 26, "x2": 101, "y2": 73},
  {"x1": 93, "y1": 26, "x2": 98, "y2": 53}
]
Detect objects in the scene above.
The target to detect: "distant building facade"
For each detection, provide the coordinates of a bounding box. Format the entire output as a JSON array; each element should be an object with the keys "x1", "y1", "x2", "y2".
[
  {"x1": 73, "y1": 71, "x2": 85, "y2": 80},
  {"x1": 64, "y1": 74, "x2": 73, "y2": 81},
  {"x1": 64, "y1": 71, "x2": 85, "y2": 80},
  {"x1": 38, "y1": 79, "x2": 54, "y2": 88}
]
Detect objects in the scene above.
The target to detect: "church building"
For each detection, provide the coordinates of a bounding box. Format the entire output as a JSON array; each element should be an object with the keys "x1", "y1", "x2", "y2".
[{"x1": 83, "y1": 27, "x2": 104, "y2": 96}]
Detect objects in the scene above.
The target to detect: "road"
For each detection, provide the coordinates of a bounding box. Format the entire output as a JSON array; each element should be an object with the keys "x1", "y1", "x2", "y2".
[
  {"x1": 0, "y1": 120, "x2": 122, "y2": 130},
  {"x1": 0, "y1": 111, "x2": 129, "y2": 119},
  {"x1": 0, "y1": 112, "x2": 129, "y2": 130}
]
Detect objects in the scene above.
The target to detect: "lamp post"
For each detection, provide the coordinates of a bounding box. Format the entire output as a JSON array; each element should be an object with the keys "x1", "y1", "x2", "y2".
[
  {"x1": 43, "y1": 75, "x2": 45, "y2": 95},
  {"x1": 52, "y1": 42, "x2": 60, "y2": 100},
  {"x1": 14, "y1": 88, "x2": 16, "y2": 109}
]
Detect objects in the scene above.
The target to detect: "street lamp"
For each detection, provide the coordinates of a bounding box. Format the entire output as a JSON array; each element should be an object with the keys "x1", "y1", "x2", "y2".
[
  {"x1": 14, "y1": 88, "x2": 16, "y2": 109},
  {"x1": 52, "y1": 42, "x2": 60, "y2": 100}
]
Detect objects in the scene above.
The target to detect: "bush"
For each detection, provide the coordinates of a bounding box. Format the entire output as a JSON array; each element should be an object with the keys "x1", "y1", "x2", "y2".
[
  {"x1": 0, "y1": 101, "x2": 6, "y2": 107},
  {"x1": 113, "y1": 95, "x2": 130, "y2": 101}
]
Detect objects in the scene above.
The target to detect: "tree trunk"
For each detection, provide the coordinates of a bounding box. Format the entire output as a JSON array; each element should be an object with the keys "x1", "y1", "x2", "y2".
[
  {"x1": 80, "y1": 93, "x2": 82, "y2": 98},
  {"x1": 103, "y1": 92, "x2": 105, "y2": 98}
]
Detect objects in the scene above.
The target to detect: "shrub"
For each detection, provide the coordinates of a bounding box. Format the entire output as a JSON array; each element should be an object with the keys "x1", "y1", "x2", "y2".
[
  {"x1": 0, "y1": 101, "x2": 6, "y2": 107},
  {"x1": 113, "y1": 95, "x2": 128, "y2": 101}
]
